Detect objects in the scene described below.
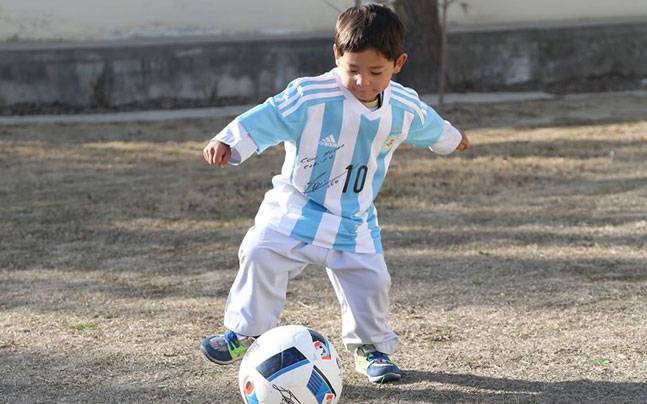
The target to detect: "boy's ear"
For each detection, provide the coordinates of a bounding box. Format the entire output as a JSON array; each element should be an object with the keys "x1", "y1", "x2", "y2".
[
  {"x1": 333, "y1": 44, "x2": 341, "y2": 64},
  {"x1": 393, "y1": 53, "x2": 408, "y2": 74}
]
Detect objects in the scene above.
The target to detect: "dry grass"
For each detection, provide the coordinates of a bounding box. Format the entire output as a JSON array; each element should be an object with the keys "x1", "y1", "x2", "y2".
[{"x1": 1, "y1": 93, "x2": 646, "y2": 403}]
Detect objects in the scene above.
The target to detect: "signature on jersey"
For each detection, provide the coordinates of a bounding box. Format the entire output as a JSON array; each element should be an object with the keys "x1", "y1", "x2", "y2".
[
  {"x1": 299, "y1": 144, "x2": 344, "y2": 169},
  {"x1": 304, "y1": 170, "x2": 347, "y2": 194}
]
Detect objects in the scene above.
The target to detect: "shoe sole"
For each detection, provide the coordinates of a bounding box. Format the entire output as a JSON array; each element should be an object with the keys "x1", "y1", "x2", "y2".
[
  {"x1": 368, "y1": 372, "x2": 402, "y2": 384},
  {"x1": 355, "y1": 365, "x2": 402, "y2": 384}
]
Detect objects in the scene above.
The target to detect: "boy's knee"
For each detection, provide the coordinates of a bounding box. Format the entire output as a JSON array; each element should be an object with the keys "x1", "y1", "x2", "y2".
[
  {"x1": 238, "y1": 243, "x2": 274, "y2": 265},
  {"x1": 365, "y1": 269, "x2": 391, "y2": 291}
]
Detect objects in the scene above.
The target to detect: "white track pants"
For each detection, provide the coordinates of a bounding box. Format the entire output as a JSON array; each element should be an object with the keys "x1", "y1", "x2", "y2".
[{"x1": 223, "y1": 225, "x2": 399, "y2": 354}]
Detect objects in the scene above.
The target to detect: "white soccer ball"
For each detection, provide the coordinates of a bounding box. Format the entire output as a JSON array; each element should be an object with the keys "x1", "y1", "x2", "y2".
[{"x1": 238, "y1": 325, "x2": 343, "y2": 404}]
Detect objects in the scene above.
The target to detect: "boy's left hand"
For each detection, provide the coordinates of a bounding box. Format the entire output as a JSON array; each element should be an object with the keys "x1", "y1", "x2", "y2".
[{"x1": 456, "y1": 130, "x2": 470, "y2": 152}]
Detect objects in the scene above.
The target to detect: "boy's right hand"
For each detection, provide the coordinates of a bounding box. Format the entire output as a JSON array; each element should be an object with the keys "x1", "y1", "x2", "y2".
[{"x1": 203, "y1": 139, "x2": 231, "y2": 168}]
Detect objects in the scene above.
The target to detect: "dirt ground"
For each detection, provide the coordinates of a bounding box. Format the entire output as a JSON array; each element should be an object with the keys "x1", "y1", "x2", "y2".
[{"x1": 1, "y1": 92, "x2": 646, "y2": 403}]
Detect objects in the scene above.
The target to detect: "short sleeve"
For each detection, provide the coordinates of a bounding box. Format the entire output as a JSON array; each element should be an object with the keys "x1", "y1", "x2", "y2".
[
  {"x1": 237, "y1": 94, "x2": 302, "y2": 153},
  {"x1": 405, "y1": 103, "x2": 461, "y2": 155},
  {"x1": 404, "y1": 103, "x2": 445, "y2": 147},
  {"x1": 212, "y1": 82, "x2": 306, "y2": 164}
]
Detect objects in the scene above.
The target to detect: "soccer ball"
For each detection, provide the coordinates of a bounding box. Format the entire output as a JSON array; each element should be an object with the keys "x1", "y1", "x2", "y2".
[{"x1": 238, "y1": 325, "x2": 343, "y2": 404}]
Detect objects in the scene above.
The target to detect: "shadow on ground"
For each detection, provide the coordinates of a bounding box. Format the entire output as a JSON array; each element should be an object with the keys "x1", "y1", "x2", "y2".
[{"x1": 344, "y1": 371, "x2": 647, "y2": 403}]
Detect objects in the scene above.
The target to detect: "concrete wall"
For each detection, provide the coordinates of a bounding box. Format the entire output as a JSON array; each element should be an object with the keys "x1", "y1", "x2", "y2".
[
  {"x1": 1, "y1": 0, "x2": 646, "y2": 41},
  {"x1": 445, "y1": 23, "x2": 647, "y2": 92},
  {"x1": 0, "y1": 36, "x2": 334, "y2": 113},
  {"x1": 1, "y1": 22, "x2": 646, "y2": 114},
  {"x1": 446, "y1": 0, "x2": 647, "y2": 29}
]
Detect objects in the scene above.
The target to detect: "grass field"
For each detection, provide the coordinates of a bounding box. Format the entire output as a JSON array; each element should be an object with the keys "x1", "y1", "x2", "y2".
[{"x1": 1, "y1": 92, "x2": 646, "y2": 403}]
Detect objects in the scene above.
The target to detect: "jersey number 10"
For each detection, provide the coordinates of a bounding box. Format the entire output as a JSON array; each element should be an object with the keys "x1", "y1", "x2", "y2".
[{"x1": 342, "y1": 164, "x2": 368, "y2": 193}]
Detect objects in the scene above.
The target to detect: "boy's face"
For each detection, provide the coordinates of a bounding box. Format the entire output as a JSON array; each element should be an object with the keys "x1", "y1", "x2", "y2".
[{"x1": 334, "y1": 46, "x2": 407, "y2": 102}]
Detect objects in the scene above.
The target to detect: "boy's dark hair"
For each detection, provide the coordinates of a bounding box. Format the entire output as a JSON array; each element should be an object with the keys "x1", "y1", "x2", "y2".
[{"x1": 334, "y1": 3, "x2": 406, "y2": 61}]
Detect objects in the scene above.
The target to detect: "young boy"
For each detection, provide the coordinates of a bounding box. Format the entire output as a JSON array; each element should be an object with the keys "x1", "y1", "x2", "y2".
[{"x1": 201, "y1": 3, "x2": 469, "y2": 384}]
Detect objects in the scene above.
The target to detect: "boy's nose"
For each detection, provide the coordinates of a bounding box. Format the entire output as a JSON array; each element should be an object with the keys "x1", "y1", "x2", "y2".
[{"x1": 355, "y1": 74, "x2": 369, "y2": 87}]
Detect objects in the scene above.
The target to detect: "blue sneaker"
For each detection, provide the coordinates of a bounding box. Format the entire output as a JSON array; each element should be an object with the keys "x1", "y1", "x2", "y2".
[
  {"x1": 200, "y1": 330, "x2": 254, "y2": 365},
  {"x1": 354, "y1": 345, "x2": 402, "y2": 383}
]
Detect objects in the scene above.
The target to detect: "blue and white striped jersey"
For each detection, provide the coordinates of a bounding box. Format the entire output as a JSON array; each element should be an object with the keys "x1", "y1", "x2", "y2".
[{"x1": 214, "y1": 68, "x2": 461, "y2": 253}]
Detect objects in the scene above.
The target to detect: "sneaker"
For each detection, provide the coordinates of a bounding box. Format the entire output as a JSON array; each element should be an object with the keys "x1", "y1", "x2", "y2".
[
  {"x1": 354, "y1": 345, "x2": 402, "y2": 383},
  {"x1": 200, "y1": 330, "x2": 254, "y2": 365}
]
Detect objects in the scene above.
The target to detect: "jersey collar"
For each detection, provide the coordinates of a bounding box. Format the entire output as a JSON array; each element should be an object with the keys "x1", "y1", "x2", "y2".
[{"x1": 331, "y1": 68, "x2": 391, "y2": 118}]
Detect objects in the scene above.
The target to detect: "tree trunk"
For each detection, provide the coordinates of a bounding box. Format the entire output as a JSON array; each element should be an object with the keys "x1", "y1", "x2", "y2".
[{"x1": 392, "y1": 0, "x2": 442, "y2": 94}]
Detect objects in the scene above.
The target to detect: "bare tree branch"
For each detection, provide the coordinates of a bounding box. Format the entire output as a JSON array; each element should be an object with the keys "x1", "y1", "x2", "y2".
[{"x1": 320, "y1": 0, "x2": 343, "y2": 13}]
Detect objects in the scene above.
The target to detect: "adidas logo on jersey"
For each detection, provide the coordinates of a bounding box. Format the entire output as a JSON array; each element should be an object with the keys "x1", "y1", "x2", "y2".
[{"x1": 319, "y1": 135, "x2": 338, "y2": 148}]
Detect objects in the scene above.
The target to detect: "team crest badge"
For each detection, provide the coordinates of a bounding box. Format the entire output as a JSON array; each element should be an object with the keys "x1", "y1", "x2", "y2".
[{"x1": 383, "y1": 135, "x2": 399, "y2": 151}]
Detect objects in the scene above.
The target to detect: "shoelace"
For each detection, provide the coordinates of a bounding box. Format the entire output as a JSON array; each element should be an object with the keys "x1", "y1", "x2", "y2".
[
  {"x1": 367, "y1": 351, "x2": 391, "y2": 364},
  {"x1": 223, "y1": 330, "x2": 240, "y2": 350}
]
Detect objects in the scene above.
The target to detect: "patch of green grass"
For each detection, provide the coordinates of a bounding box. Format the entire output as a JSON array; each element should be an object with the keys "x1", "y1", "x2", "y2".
[
  {"x1": 69, "y1": 321, "x2": 98, "y2": 331},
  {"x1": 593, "y1": 358, "x2": 610, "y2": 367}
]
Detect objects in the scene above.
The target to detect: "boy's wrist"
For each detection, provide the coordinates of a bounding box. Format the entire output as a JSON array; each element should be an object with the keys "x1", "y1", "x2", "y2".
[
  {"x1": 429, "y1": 121, "x2": 462, "y2": 155},
  {"x1": 209, "y1": 138, "x2": 230, "y2": 149},
  {"x1": 213, "y1": 123, "x2": 257, "y2": 165}
]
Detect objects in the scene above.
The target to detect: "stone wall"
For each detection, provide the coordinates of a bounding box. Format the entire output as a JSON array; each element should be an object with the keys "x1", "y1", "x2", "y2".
[
  {"x1": 1, "y1": 22, "x2": 645, "y2": 114},
  {"x1": 446, "y1": 22, "x2": 647, "y2": 93}
]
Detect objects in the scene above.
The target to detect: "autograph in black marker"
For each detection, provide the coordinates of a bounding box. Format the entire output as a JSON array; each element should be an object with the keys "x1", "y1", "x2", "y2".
[
  {"x1": 300, "y1": 144, "x2": 344, "y2": 169},
  {"x1": 304, "y1": 171, "x2": 347, "y2": 194}
]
